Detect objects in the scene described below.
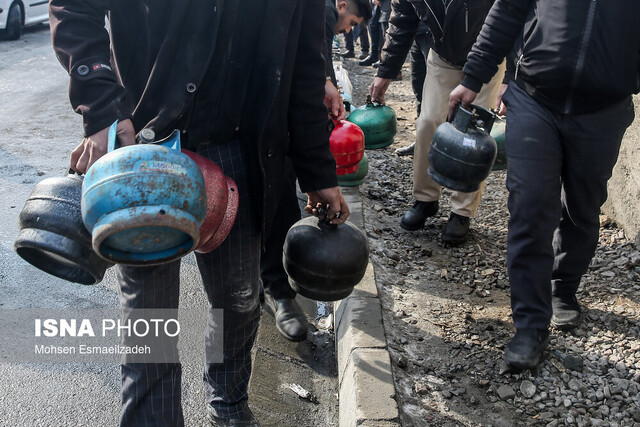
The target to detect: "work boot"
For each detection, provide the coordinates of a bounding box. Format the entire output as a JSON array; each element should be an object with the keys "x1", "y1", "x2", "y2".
[
  {"x1": 358, "y1": 54, "x2": 379, "y2": 66},
  {"x1": 551, "y1": 294, "x2": 581, "y2": 330},
  {"x1": 208, "y1": 406, "x2": 260, "y2": 427},
  {"x1": 441, "y1": 212, "x2": 471, "y2": 245},
  {"x1": 358, "y1": 51, "x2": 369, "y2": 60},
  {"x1": 395, "y1": 141, "x2": 415, "y2": 156},
  {"x1": 400, "y1": 201, "x2": 439, "y2": 231},
  {"x1": 504, "y1": 328, "x2": 549, "y2": 371},
  {"x1": 341, "y1": 50, "x2": 355, "y2": 58},
  {"x1": 264, "y1": 292, "x2": 308, "y2": 342}
]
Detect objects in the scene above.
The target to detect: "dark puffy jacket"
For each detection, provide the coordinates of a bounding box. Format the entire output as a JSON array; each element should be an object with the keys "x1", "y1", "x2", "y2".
[
  {"x1": 377, "y1": 0, "x2": 493, "y2": 79},
  {"x1": 462, "y1": 0, "x2": 640, "y2": 115}
]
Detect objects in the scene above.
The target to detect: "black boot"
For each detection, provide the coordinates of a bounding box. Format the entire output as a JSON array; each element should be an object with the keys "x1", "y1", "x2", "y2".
[
  {"x1": 551, "y1": 294, "x2": 581, "y2": 330},
  {"x1": 400, "y1": 201, "x2": 439, "y2": 231},
  {"x1": 358, "y1": 54, "x2": 379, "y2": 66},
  {"x1": 504, "y1": 328, "x2": 549, "y2": 371},
  {"x1": 394, "y1": 141, "x2": 415, "y2": 156},
  {"x1": 208, "y1": 406, "x2": 260, "y2": 427},
  {"x1": 341, "y1": 50, "x2": 355, "y2": 58},
  {"x1": 441, "y1": 212, "x2": 471, "y2": 245},
  {"x1": 264, "y1": 292, "x2": 308, "y2": 342},
  {"x1": 358, "y1": 51, "x2": 369, "y2": 60}
]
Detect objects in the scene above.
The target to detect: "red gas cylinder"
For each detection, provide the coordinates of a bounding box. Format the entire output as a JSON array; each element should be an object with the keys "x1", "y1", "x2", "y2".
[
  {"x1": 330, "y1": 119, "x2": 365, "y2": 175},
  {"x1": 182, "y1": 150, "x2": 239, "y2": 253}
]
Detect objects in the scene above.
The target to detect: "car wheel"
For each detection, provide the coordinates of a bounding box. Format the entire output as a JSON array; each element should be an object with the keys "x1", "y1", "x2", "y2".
[{"x1": 2, "y1": 2, "x2": 23, "y2": 41}]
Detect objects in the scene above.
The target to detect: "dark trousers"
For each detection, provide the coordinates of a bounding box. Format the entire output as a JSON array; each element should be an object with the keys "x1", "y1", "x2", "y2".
[
  {"x1": 345, "y1": 23, "x2": 370, "y2": 53},
  {"x1": 502, "y1": 82, "x2": 634, "y2": 330},
  {"x1": 260, "y1": 162, "x2": 300, "y2": 300},
  {"x1": 409, "y1": 32, "x2": 430, "y2": 117},
  {"x1": 117, "y1": 141, "x2": 262, "y2": 426}
]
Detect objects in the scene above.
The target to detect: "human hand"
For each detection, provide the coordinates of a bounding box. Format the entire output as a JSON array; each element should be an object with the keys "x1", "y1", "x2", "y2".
[
  {"x1": 70, "y1": 119, "x2": 136, "y2": 173},
  {"x1": 369, "y1": 77, "x2": 392, "y2": 104},
  {"x1": 305, "y1": 186, "x2": 350, "y2": 225},
  {"x1": 494, "y1": 83, "x2": 508, "y2": 116},
  {"x1": 448, "y1": 84, "x2": 478, "y2": 121},
  {"x1": 324, "y1": 80, "x2": 346, "y2": 120}
]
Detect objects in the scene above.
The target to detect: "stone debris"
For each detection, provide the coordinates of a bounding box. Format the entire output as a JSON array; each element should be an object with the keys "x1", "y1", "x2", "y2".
[{"x1": 343, "y1": 58, "x2": 640, "y2": 426}]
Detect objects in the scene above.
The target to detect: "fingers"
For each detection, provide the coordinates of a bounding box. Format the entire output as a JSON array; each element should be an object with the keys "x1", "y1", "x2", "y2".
[
  {"x1": 327, "y1": 194, "x2": 350, "y2": 225},
  {"x1": 305, "y1": 189, "x2": 350, "y2": 224},
  {"x1": 70, "y1": 139, "x2": 89, "y2": 174}
]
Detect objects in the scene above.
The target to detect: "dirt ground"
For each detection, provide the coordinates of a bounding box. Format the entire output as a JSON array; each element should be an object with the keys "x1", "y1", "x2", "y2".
[{"x1": 339, "y1": 46, "x2": 640, "y2": 427}]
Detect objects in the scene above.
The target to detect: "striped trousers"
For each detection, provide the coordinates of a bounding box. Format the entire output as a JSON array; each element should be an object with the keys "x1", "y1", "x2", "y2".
[{"x1": 116, "y1": 141, "x2": 262, "y2": 426}]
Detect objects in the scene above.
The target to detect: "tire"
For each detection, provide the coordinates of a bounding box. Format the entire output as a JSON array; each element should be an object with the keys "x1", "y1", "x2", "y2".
[{"x1": 2, "y1": 3, "x2": 23, "y2": 41}]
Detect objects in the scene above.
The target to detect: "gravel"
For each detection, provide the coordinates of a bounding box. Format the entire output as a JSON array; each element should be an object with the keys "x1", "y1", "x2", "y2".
[{"x1": 341, "y1": 52, "x2": 640, "y2": 426}]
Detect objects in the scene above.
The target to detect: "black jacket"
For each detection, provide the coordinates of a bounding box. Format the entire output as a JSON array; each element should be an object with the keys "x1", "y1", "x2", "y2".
[
  {"x1": 49, "y1": 0, "x2": 337, "y2": 233},
  {"x1": 462, "y1": 0, "x2": 640, "y2": 115},
  {"x1": 324, "y1": 0, "x2": 338, "y2": 84},
  {"x1": 377, "y1": 0, "x2": 493, "y2": 79}
]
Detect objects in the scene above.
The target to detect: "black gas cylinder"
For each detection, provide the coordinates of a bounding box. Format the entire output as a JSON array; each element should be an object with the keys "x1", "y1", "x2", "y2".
[
  {"x1": 283, "y1": 215, "x2": 369, "y2": 301},
  {"x1": 428, "y1": 104, "x2": 497, "y2": 192},
  {"x1": 14, "y1": 173, "x2": 113, "y2": 285}
]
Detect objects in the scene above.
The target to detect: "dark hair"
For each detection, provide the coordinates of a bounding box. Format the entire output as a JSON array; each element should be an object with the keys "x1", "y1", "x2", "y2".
[{"x1": 347, "y1": 0, "x2": 372, "y2": 22}]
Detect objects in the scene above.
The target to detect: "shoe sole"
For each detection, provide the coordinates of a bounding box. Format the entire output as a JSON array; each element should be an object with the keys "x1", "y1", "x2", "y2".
[
  {"x1": 550, "y1": 314, "x2": 581, "y2": 331},
  {"x1": 441, "y1": 235, "x2": 468, "y2": 246},
  {"x1": 504, "y1": 348, "x2": 544, "y2": 371},
  {"x1": 400, "y1": 220, "x2": 425, "y2": 231}
]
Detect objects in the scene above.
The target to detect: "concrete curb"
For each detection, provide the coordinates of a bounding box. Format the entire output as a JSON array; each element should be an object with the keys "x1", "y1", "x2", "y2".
[{"x1": 334, "y1": 186, "x2": 400, "y2": 426}]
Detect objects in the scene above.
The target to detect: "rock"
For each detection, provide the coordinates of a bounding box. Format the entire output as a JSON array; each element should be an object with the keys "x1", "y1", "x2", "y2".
[
  {"x1": 397, "y1": 356, "x2": 408, "y2": 369},
  {"x1": 414, "y1": 381, "x2": 429, "y2": 396},
  {"x1": 496, "y1": 384, "x2": 516, "y2": 400},
  {"x1": 563, "y1": 354, "x2": 584, "y2": 372},
  {"x1": 568, "y1": 379, "x2": 586, "y2": 392},
  {"x1": 599, "y1": 215, "x2": 612, "y2": 227},
  {"x1": 520, "y1": 380, "x2": 536, "y2": 398}
]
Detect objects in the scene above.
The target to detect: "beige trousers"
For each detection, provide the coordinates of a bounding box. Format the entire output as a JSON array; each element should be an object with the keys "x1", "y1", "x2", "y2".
[{"x1": 413, "y1": 51, "x2": 505, "y2": 217}]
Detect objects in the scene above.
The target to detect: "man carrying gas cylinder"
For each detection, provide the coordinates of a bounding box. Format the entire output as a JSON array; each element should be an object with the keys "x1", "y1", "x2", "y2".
[
  {"x1": 260, "y1": 0, "x2": 371, "y2": 343},
  {"x1": 49, "y1": 1, "x2": 349, "y2": 426},
  {"x1": 369, "y1": 0, "x2": 505, "y2": 245},
  {"x1": 449, "y1": 0, "x2": 640, "y2": 371}
]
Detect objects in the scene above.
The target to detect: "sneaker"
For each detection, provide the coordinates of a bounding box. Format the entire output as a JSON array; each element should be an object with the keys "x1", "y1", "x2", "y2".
[
  {"x1": 400, "y1": 201, "x2": 439, "y2": 231},
  {"x1": 551, "y1": 294, "x2": 581, "y2": 330},
  {"x1": 504, "y1": 328, "x2": 549, "y2": 371},
  {"x1": 358, "y1": 51, "x2": 370, "y2": 60},
  {"x1": 441, "y1": 212, "x2": 471, "y2": 245},
  {"x1": 341, "y1": 50, "x2": 355, "y2": 58},
  {"x1": 358, "y1": 55, "x2": 379, "y2": 66}
]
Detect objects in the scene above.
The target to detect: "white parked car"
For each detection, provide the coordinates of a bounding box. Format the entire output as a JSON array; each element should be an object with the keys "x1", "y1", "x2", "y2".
[{"x1": 0, "y1": 0, "x2": 49, "y2": 41}]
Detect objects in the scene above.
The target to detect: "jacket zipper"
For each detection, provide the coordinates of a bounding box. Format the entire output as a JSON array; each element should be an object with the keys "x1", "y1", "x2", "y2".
[
  {"x1": 464, "y1": 2, "x2": 468, "y2": 33},
  {"x1": 564, "y1": 0, "x2": 597, "y2": 113},
  {"x1": 514, "y1": 54, "x2": 524, "y2": 80}
]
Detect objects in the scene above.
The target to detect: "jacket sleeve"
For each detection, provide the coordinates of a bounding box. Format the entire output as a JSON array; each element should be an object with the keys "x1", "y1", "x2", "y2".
[
  {"x1": 288, "y1": 0, "x2": 338, "y2": 193},
  {"x1": 376, "y1": 0, "x2": 420, "y2": 79},
  {"x1": 461, "y1": 0, "x2": 533, "y2": 92},
  {"x1": 324, "y1": 5, "x2": 338, "y2": 85},
  {"x1": 49, "y1": 0, "x2": 134, "y2": 137}
]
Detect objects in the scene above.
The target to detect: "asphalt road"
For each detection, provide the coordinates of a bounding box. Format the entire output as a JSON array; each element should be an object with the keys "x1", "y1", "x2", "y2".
[{"x1": 0, "y1": 25, "x2": 337, "y2": 426}]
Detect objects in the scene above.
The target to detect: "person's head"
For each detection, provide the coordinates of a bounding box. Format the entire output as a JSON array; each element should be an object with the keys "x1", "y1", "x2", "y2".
[{"x1": 335, "y1": 0, "x2": 371, "y2": 34}]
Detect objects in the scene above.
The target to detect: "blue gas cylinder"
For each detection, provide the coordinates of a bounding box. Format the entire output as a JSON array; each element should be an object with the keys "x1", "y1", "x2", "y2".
[{"x1": 81, "y1": 121, "x2": 206, "y2": 265}]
